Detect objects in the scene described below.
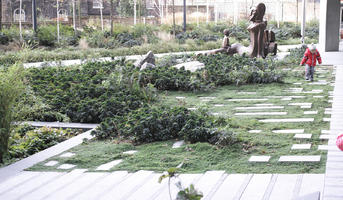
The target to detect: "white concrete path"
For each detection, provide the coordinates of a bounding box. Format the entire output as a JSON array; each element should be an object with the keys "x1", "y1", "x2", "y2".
[{"x1": 0, "y1": 170, "x2": 324, "y2": 200}]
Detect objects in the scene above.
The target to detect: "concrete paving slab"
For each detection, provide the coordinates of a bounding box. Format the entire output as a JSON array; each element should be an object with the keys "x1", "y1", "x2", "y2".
[
  {"x1": 279, "y1": 156, "x2": 321, "y2": 162},
  {"x1": 235, "y1": 112, "x2": 287, "y2": 116},
  {"x1": 96, "y1": 160, "x2": 123, "y2": 171},
  {"x1": 99, "y1": 170, "x2": 154, "y2": 200},
  {"x1": 59, "y1": 152, "x2": 75, "y2": 158},
  {"x1": 70, "y1": 171, "x2": 129, "y2": 200},
  {"x1": 193, "y1": 171, "x2": 226, "y2": 198},
  {"x1": 248, "y1": 130, "x2": 262, "y2": 133},
  {"x1": 22, "y1": 169, "x2": 87, "y2": 200},
  {"x1": 294, "y1": 134, "x2": 312, "y2": 139},
  {"x1": 235, "y1": 106, "x2": 284, "y2": 110},
  {"x1": 268, "y1": 174, "x2": 299, "y2": 200},
  {"x1": 126, "y1": 173, "x2": 165, "y2": 200},
  {"x1": 291, "y1": 144, "x2": 312, "y2": 150},
  {"x1": 0, "y1": 171, "x2": 42, "y2": 194},
  {"x1": 298, "y1": 174, "x2": 324, "y2": 199},
  {"x1": 49, "y1": 172, "x2": 108, "y2": 200},
  {"x1": 248, "y1": 156, "x2": 271, "y2": 162},
  {"x1": 172, "y1": 140, "x2": 185, "y2": 148},
  {"x1": 0, "y1": 172, "x2": 63, "y2": 200},
  {"x1": 153, "y1": 174, "x2": 202, "y2": 200},
  {"x1": 260, "y1": 118, "x2": 314, "y2": 123},
  {"x1": 210, "y1": 174, "x2": 250, "y2": 200},
  {"x1": 44, "y1": 161, "x2": 59, "y2": 167},
  {"x1": 304, "y1": 111, "x2": 318, "y2": 115},
  {"x1": 272, "y1": 129, "x2": 305, "y2": 134},
  {"x1": 227, "y1": 98, "x2": 268, "y2": 102},
  {"x1": 123, "y1": 150, "x2": 138, "y2": 155},
  {"x1": 240, "y1": 174, "x2": 273, "y2": 200},
  {"x1": 57, "y1": 164, "x2": 76, "y2": 169}
]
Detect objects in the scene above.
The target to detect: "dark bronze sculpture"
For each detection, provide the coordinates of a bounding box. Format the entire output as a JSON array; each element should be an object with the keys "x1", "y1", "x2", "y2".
[{"x1": 204, "y1": 2, "x2": 277, "y2": 58}]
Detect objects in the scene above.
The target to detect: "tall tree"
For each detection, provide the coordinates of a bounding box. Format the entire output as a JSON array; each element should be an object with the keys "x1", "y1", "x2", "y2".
[
  {"x1": 19, "y1": 0, "x2": 23, "y2": 41},
  {"x1": 110, "y1": 0, "x2": 114, "y2": 35},
  {"x1": 0, "y1": 0, "x2": 2, "y2": 31}
]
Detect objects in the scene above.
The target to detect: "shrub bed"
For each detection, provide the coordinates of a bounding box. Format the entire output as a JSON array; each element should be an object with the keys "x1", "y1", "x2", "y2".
[
  {"x1": 25, "y1": 60, "x2": 156, "y2": 123},
  {"x1": 92, "y1": 106, "x2": 237, "y2": 146}
]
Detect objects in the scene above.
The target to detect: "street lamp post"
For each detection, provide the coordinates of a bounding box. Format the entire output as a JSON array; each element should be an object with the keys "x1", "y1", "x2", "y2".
[
  {"x1": 301, "y1": 0, "x2": 306, "y2": 44},
  {"x1": 183, "y1": 0, "x2": 186, "y2": 32}
]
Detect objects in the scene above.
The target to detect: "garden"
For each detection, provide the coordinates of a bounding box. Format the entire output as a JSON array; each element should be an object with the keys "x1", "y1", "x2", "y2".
[
  {"x1": 0, "y1": 39, "x2": 334, "y2": 175},
  {"x1": 0, "y1": 20, "x2": 319, "y2": 66}
]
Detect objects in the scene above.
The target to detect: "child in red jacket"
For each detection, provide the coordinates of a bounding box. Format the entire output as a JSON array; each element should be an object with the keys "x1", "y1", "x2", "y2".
[{"x1": 300, "y1": 44, "x2": 322, "y2": 81}]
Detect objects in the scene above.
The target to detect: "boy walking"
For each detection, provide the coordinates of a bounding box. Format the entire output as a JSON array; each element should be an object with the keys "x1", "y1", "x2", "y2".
[{"x1": 300, "y1": 44, "x2": 322, "y2": 81}]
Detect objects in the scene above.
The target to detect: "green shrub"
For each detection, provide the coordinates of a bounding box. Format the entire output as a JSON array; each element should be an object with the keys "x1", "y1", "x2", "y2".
[
  {"x1": 139, "y1": 65, "x2": 208, "y2": 92},
  {"x1": 37, "y1": 25, "x2": 57, "y2": 46},
  {"x1": 9, "y1": 126, "x2": 76, "y2": 158},
  {"x1": 92, "y1": 106, "x2": 237, "y2": 146},
  {"x1": 197, "y1": 54, "x2": 284, "y2": 86},
  {"x1": 0, "y1": 32, "x2": 9, "y2": 45},
  {"x1": 37, "y1": 25, "x2": 77, "y2": 47}
]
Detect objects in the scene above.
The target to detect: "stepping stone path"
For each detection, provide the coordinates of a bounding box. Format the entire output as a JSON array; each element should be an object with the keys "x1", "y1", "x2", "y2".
[
  {"x1": 213, "y1": 104, "x2": 225, "y2": 107},
  {"x1": 57, "y1": 164, "x2": 76, "y2": 169},
  {"x1": 291, "y1": 144, "x2": 311, "y2": 150},
  {"x1": 44, "y1": 161, "x2": 59, "y2": 167},
  {"x1": 235, "y1": 106, "x2": 284, "y2": 110},
  {"x1": 260, "y1": 118, "x2": 314, "y2": 123},
  {"x1": 175, "y1": 96, "x2": 186, "y2": 100},
  {"x1": 172, "y1": 140, "x2": 185, "y2": 148},
  {"x1": 227, "y1": 98, "x2": 268, "y2": 102},
  {"x1": 187, "y1": 107, "x2": 197, "y2": 111},
  {"x1": 301, "y1": 105, "x2": 312, "y2": 109},
  {"x1": 249, "y1": 156, "x2": 271, "y2": 162},
  {"x1": 235, "y1": 112, "x2": 287, "y2": 116},
  {"x1": 304, "y1": 111, "x2": 318, "y2": 115},
  {"x1": 313, "y1": 96, "x2": 324, "y2": 98},
  {"x1": 59, "y1": 152, "x2": 75, "y2": 158},
  {"x1": 123, "y1": 150, "x2": 138, "y2": 155},
  {"x1": 272, "y1": 129, "x2": 304, "y2": 134},
  {"x1": 294, "y1": 134, "x2": 312, "y2": 139},
  {"x1": 248, "y1": 130, "x2": 262, "y2": 133},
  {"x1": 96, "y1": 160, "x2": 122, "y2": 171},
  {"x1": 278, "y1": 156, "x2": 321, "y2": 162}
]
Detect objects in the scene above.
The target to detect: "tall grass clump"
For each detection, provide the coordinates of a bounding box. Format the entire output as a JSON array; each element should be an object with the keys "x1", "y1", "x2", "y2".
[{"x1": 0, "y1": 65, "x2": 24, "y2": 163}]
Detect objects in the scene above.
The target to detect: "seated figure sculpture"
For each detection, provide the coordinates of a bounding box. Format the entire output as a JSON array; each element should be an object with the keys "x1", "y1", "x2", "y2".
[
  {"x1": 204, "y1": 2, "x2": 277, "y2": 58},
  {"x1": 207, "y1": 29, "x2": 247, "y2": 56}
]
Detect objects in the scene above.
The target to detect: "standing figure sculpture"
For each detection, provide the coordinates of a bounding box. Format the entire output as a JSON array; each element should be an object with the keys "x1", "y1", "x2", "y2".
[{"x1": 247, "y1": 3, "x2": 267, "y2": 58}]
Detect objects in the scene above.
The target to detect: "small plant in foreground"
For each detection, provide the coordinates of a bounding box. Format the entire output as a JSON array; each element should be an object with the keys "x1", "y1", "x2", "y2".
[{"x1": 159, "y1": 167, "x2": 203, "y2": 200}]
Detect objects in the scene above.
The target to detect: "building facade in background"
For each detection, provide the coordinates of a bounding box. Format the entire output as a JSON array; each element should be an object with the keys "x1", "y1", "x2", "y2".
[{"x1": 0, "y1": 0, "x2": 321, "y2": 28}]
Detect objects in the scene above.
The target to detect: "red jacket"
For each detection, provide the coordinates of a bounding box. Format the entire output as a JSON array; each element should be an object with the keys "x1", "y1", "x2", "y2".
[{"x1": 300, "y1": 48, "x2": 322, "y2": 66}]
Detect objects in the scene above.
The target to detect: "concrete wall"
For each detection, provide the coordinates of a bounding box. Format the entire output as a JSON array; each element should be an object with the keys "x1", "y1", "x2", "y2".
[{"x1": 319, "y1": 0, "x2": 341, "y2": 51}]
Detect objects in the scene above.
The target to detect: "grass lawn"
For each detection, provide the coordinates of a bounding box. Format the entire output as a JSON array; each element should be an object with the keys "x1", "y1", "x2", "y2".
[{"x1": 28, "y1": 65, "x2": 334, "y2": 174}]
